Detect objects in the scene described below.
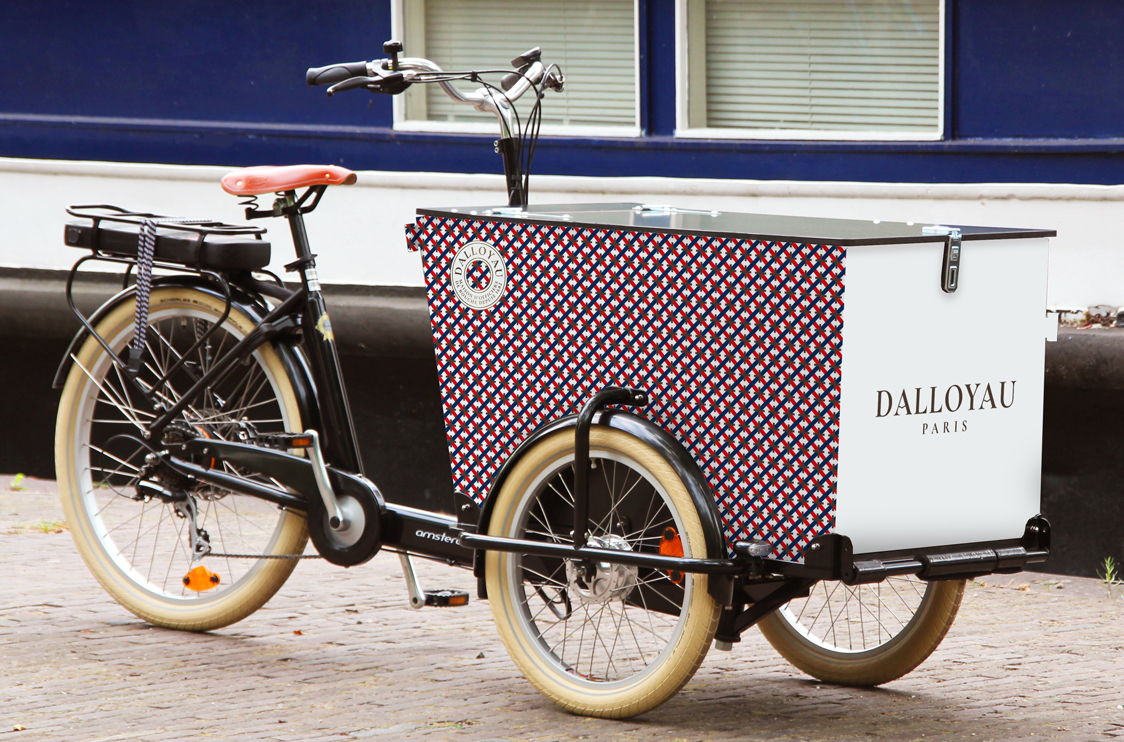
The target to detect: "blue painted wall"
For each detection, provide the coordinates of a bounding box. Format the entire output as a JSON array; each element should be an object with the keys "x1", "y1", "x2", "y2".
[
  {"x1": 955, "y1": 0, "x2": 1124, "y2": 139},
  {"x1": 2, "y1": 1, "x2": 394, "y2": 127},
  {"x1": 3, "y1": 0, "x2": 1124, "y2": 183}
]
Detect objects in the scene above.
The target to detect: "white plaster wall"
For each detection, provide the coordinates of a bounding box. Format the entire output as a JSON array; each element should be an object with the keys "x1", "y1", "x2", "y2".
[{"x1": 3, "y1": 157, "x2": 1123, "y2": 307}]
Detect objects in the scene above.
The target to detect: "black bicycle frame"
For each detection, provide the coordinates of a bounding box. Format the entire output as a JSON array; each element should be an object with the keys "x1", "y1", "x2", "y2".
[
  {"x1": 278, "y1": 192, "x2": 365, "y2": 474},
  {"x1": 130, "y1": 190, "x2": 364, "y2": 474}
]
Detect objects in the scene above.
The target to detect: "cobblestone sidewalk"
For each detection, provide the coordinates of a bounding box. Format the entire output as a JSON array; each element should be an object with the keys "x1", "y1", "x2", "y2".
[{"x1": 2, "y1": 476, "x2": 1123, "y2": 741}]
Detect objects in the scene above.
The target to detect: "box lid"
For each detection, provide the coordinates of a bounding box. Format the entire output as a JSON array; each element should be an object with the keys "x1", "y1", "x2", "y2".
[{"x1": 417, "y1": 202, "x2": 1055, "y2": 246}]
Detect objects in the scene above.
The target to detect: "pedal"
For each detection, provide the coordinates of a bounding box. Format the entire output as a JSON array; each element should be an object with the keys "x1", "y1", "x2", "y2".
[
  {"x1": 398, "y1": 553, "x2": 469, "y2": 609},
  {"x1": 257, "y1": 432, "x2": 315, "y2": 450},
  {"x1": 424, "y1": 589, "x2": 469, "y2": 607}
]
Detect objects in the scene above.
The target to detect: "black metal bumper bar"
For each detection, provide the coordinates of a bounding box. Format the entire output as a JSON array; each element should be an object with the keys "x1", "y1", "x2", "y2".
[
  {"x1": 759, "y1": 516, "x2": 1052, "y2": 585},
  {"x1": 849, "y1": 546, "x2": 1050, "y2": 583},
  {"x1": 458, "y1": 532, "x2": 745, "y2": 575}
]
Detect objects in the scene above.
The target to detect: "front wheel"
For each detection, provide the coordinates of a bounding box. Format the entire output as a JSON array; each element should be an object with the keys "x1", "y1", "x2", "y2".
[
  {"x1": 55, "y1": 287, "x2": 309, "y2": 631},
  {"x1": 485, "y1": 427, "x2": 721, "y2": 718},
  {"x1": 757, "y1": 576, "x2": 965, "y2": 686}
]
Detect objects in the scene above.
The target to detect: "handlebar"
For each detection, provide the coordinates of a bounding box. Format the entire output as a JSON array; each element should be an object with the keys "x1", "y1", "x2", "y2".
[
  {"x1": 394, "y1": 57, "x2": 545, "y2": 106},
  {"x1": 305, "y1": 42, "x2": 563, "y2": 140}
]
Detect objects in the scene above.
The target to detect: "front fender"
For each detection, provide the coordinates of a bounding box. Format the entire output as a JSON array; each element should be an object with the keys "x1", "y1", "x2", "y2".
[{"x1": 474, "y1": 410, "x2": 728, "y2": 570}]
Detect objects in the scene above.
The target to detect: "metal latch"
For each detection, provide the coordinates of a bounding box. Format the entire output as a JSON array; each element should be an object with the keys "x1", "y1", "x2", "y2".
[{"x1": 922, "y1": 225, "x2": 963, "y2": 293}]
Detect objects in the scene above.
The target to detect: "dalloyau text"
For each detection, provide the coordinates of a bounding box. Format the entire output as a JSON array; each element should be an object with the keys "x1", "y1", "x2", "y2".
[{"x1": 875, "y1": 382, "x2": 1017, "y2": 418}]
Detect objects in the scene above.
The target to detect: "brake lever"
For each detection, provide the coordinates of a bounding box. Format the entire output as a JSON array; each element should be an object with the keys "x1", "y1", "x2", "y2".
[
  {"x1": 326, "y1": 76, "x2": 380, "y2": 97},
  {"x1": 326, "y1": 71, "x2": 410, "y2": 97}
]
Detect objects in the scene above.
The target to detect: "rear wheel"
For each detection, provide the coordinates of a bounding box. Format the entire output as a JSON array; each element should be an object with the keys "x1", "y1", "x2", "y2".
[
  {"x1": 486, "y1": 427, "x2": 721, "y2": 718},
  {"x1": 55, "y1": 287, "x2": 308, "y2": 631},
  {"x1": 757, "y1": 576, "x2": 964, "y2": 686}
]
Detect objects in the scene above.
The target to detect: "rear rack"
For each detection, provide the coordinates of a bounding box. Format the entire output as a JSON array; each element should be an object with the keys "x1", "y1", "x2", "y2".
[
  {"x1": 64, "y1": 204, "x2": 272, "y2": 273},
  {"x1": 55, "y1": 204, "x2": 287, "y2": 401},
  {"x1": 66, "y1": 204, "x2": 266, "y2": 238}
]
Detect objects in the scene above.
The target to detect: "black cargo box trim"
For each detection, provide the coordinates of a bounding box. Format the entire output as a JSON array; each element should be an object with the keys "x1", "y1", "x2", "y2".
[{"x1": 416, "y1": 203, "x2": 1056, "y2": 247}]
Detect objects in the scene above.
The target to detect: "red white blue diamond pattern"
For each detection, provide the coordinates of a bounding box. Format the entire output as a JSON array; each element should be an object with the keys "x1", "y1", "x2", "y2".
[{"x1": 413, "y1": 216, "x2": 846, "y2": 561}]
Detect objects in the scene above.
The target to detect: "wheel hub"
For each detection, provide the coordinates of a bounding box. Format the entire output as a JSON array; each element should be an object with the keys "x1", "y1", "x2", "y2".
[{"x1": 565, "y1": 534, "x2": 638, "y2": 605}]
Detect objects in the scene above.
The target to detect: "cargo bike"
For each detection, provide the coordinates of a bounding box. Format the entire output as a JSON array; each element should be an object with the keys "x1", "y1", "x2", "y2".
[{"x1": 53, "y1": 41, "x2": 1054, "y2": 718}]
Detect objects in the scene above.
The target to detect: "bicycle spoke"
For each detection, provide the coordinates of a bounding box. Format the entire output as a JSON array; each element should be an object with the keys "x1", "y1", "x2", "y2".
[
  {"x1": 781, "y1": 575, "x2": 930, "y2": 653},
  {"x1": 508, "y1": 449, "x2": 697, "y2": 685},
  {"x1": 69, "y1": 298, "x2": 301, "y2": 608}
]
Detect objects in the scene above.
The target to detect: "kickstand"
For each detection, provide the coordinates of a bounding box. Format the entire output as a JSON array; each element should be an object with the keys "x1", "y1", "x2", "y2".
[{"x1": 399, "y1": 553, "x2": 426, "y2": 610}]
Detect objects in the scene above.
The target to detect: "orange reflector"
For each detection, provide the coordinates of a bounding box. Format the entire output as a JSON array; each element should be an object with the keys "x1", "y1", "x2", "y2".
[
  {"x1": 660, "y1": 526, "x2": 684, "y2": 557},
  {"x1": 182, "y1": 565, "x2": 221, "y2": 592},
  {"x1": 660, "y1": 526, "x2": 685, "y2": 584},
  {"x1": 290, "y1": 436, "x2": 313, "y2": 448}
]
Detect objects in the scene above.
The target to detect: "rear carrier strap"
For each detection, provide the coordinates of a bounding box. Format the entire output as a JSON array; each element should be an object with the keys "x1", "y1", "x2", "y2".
[{"x1": 128, "y1": 217, "x2": 210, "y2": 374}]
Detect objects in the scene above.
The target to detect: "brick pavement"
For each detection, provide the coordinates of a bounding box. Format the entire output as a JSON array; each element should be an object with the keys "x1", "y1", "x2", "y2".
[{"x1": 2, "y1": 476, "x2": 1123, "y2": 741}]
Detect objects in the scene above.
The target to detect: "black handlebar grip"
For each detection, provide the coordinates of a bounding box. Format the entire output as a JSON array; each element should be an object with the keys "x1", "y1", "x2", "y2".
[{"x1": 306, "y1": 61, "x2": 370, "y2": 87}]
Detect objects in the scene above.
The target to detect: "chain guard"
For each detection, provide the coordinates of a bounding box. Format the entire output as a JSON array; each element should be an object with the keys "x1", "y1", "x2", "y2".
[{"x1": 306, "y1": 473, "x2": 384, "y2": 567}]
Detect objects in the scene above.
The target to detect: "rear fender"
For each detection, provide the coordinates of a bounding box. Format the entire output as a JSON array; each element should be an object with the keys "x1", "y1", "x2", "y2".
[{"x1": 53, "y1": 276, "x2": 319, "y2": 431}]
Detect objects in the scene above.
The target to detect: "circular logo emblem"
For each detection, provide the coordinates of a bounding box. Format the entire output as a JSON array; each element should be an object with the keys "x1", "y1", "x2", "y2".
[{"x1": 450, "y1": 240, "x2": 508, "y2": 310}]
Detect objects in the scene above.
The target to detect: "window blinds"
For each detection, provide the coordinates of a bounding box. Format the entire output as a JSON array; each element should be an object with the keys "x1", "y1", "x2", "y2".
[
  {"x1": 404, "y1": 0, "x2": 636, "y2": 128},
  {"x1": 701, "y1": 0, "x2": 940, "y2": 133}
]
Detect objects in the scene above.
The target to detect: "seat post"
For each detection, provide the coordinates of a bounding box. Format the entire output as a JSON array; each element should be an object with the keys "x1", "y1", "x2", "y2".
[{"x1": 284, "y1": 193, "x2": 365, "y2": 476}]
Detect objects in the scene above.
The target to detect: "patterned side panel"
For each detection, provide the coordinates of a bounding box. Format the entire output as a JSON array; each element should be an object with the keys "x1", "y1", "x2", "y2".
[{"x1": 416, "y1": 216, "x2": 846, "y2": 561}]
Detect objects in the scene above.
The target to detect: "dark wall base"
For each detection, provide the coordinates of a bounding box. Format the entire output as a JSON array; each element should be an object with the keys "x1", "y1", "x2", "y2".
[
  {"x1": 1034, "y1": 386, "x2": 1124, "y2": 578},
  {"x1": 1, "y1": 337, "x2": 67, "y2": 481},
  {"x1": 339, "y1": 354, "x2": 455, "y2": 515}
]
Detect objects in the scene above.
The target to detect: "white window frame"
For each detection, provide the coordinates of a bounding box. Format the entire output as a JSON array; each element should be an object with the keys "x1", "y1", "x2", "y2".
[
  {"x1": 674, "y1": 0, "x2": 946, "y2": 141},
  {"x1": 391, "y1": 0, "x2": 643, "y2": 138}
]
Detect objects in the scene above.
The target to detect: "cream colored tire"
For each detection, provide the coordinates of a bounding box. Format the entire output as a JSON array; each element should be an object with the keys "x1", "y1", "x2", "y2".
[
  {"x1": 758, "y1": 576, "x2": 964, "y2": 686},
  {"x1": 55, "y1": 287, "x2": 308, "y2": 631},
  {"x1": 486, "y1": 427, "x2": 721, "y2": 718}
]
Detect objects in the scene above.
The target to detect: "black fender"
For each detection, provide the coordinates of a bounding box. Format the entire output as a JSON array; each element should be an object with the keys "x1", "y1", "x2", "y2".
[
  {"x1": 473, "y1": 409, "x2": 729, "y2": 575},
  {"x1": 52, "y1": 275, "x2": 320, "y2": 433}
]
